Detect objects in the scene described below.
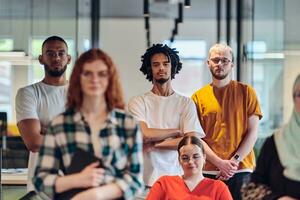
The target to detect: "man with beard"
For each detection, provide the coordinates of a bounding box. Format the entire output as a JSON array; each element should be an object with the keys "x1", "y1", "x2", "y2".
[
  {"x1": 191, "y1": 43, "x2": 262, "y2": 200},
  {"x1": 15, "y1": 36, "x2": 71, "y2": 192},
  {"x1": 128, "y1": 44, "x2": 204, "y2": 192}
]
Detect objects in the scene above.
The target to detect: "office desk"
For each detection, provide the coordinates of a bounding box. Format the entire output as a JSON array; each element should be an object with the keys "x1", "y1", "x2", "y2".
[{"x1": 1, "y1": 168, "x2": 27, "y2": 185}]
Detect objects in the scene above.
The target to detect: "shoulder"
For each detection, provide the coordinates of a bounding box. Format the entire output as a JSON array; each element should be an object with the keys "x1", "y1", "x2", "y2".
[
  {"x1": 202, "y1": 178, "x2": 226, "y2": 187},
  {"x1": 17, "y1": 82, "x2": 39, "y2": 96},
  {"x1": 50, "y1": 108, "x2": 76, "y2": 127},
  {"x1": 128, "y1": 92, "x2": 149, "y2": 106},
  {"x1": 174, "y1": 93, "x2": 193, "y2": 103},
  {"x1": 128, "y1": 94, "x2": 143, "y2": 105},
  {"x1": 192, "y1": 84, "x2": 212, "y2": 98},
  {"x1": 112, "y1": 109, "x2": 138, "y2": 128},
  {"x1": 156, "y1": 175, "x2": 178, "y2": 184},
  {"x1": 231, "y1": 81, "x2": 255, "y2": 92}
]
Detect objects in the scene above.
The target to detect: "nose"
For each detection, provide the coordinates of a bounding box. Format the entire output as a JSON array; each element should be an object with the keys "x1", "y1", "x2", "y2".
[
  {"x1": 188, "y1": 158, "x2": 194, "y2": 164},
  {"x1": 52, "y1": 54, "x2": 61, "y2": 61},
  {"x1": 158, "y1": 64, "x2": 164, "y2": 70},
  {"x1": 91, "y1": 73, "x2": 99, "y2": 81}
]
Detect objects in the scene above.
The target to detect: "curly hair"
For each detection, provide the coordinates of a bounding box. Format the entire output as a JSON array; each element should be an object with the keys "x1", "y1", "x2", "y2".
[
  {"x1": 66, "y1": 49, "x2": 125, "y2": 111},
  {"x1": 140, "y1": 44, "x2": 182, "y2": 82}
]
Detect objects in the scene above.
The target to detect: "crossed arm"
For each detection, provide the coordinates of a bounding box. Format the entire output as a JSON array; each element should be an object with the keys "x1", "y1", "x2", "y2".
[
  {"x1": 140, "y1": 121, "x2": 199, "y2": 150},
  {"x1": 17, "y1": 119, "x2": 46, "y2": 152}
]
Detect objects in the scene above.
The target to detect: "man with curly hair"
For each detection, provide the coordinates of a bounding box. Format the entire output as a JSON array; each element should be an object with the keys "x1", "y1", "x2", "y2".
[{"x1": 128, "y1": 44, "x2": 205, "y2": 189}]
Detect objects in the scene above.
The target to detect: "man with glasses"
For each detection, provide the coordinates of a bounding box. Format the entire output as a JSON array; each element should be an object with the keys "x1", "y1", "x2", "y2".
[
  {"x1": 15, "y1": 36, "x2": 71, "y2": 192},
  {"x1": 192, "y1": 43, "x2": 262, "y2": 200}
]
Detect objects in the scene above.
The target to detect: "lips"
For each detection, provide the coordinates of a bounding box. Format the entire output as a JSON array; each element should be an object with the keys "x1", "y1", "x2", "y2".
[
  {"x1": 215, "y1": 69, "x2": 223, "y2": 73},
  {"x1": 158, "y1": 73, "x2": 166, "y2": 76},
  {"x1": 51, "y1": 64, "x2": 62, "y2": 68}
]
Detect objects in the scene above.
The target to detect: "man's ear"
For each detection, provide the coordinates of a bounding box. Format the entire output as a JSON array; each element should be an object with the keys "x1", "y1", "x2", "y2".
[
  {"x1": 67, "y1": 54, "x2": 71, "y2": 64},
  {"x1": 206, "y1": 59, "x2": 210, "y2": 66},
  {"x1": 38, "y1": 55, "x2": 43, "y2": 65}
]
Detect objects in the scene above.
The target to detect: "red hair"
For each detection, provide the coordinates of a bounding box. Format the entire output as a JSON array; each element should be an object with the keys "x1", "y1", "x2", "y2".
[{"x1": 67, "y1": 49, "x2": 125, "y2": 111}]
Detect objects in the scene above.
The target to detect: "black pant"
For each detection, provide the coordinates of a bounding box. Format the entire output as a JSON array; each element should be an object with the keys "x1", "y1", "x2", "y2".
[{"x1": 204, "y1": 172, "x2": 251, "y2": 200}]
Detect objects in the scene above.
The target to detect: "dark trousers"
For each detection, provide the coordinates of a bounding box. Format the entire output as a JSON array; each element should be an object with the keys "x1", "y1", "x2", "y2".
[{"x1": 204, "y1": 172, "x2": 251, "y2": 200}]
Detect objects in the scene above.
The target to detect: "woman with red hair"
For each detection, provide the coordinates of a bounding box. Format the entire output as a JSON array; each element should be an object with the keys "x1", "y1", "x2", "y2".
[{"x1": 33, "y1": 49, "x2": 143, "y2": 200}]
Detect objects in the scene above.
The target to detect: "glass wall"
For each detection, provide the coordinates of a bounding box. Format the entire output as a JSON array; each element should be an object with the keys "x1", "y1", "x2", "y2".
[
  {"x1": 251, "y1": 0, "x2": 284, "y2": 137},
  {"x1": 0, "y1": 0, "x2": 92, "y2": 123}
]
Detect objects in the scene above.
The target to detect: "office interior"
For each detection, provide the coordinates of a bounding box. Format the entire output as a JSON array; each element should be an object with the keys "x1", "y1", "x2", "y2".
[{"x1": 0, "y1": 0, "x2": 300, "y2": 199}]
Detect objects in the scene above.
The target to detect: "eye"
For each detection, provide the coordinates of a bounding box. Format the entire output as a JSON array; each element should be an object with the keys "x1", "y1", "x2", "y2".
[
  {"x1": 58, "y1": 52, "x2": 66, "y2": 57},
  {"x1": 46, "y1": 52, "x2": 55, "y2": 57},
  {"x1": 82, "y1": 71, "x2": 92, "y2": 77},
  {"x1": 193, "y1": 154, "x2": 201, "y2": 160},
  {"x1": 98, "y1": 71, "x2": 109, "y2": 78},
  {"x1": 181, "y1": 156, "x2": 189, "y2": 162}
]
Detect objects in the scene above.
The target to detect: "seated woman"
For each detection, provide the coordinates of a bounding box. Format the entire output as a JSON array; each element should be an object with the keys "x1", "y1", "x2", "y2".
[
  {"x1": 33, "y1": 49, "x2": 143, "y2": 200},
  {"x1": 146, "y1": 135, "x2": 232, "y2": 200},
  {"x1": 242, "y1": 74, "x2": 300, "y2": 200}
]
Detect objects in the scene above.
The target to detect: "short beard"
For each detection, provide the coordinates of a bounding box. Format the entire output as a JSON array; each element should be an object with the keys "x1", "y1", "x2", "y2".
[
  {"x1": 210, "y1": 69, "x2": 228, "y2": 80},
  {"x1": 44, "y1": 64, "x2": 67, "y2": 77},
  {"x1": 155, "y1": 78, "x2": 169, "y2": 85}
]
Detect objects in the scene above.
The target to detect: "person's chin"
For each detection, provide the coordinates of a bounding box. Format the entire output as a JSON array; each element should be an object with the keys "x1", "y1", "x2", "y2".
[{"x1": 84, "y1": 91, "x2": 102, "y2": 97}]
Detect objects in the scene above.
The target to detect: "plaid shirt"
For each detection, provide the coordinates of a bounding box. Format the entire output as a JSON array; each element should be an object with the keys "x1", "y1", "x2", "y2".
[{"x1": 33, "y1": 108, "x2": 143, "y2": 200}]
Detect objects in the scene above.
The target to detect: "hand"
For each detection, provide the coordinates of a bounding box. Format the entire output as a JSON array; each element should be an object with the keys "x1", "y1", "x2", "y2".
[
  {"x1": 278, "y1": 196, "x2": 299, "y2": 200},
  {"x1": 175, "y1": 130, "x2": 184, "y2": 137},
  {"x1": 215, "y1": 159, "x2": 238, "y2": 180},
  {"x1": 71, "y1": 188, "x2": 99, "y2": 200},
  {"x1": 143, "y1": 141, "x2": 156, "y2": 152},
  {"x1": 40, "y1": 123, "x2": 48, "y2": 135},
  {"x1": 77, "y1": 161, "x2": 104, "y2": 188}
]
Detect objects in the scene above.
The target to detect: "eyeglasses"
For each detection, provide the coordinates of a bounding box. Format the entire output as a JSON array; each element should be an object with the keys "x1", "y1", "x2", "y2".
[
  {"x1": 180, "y1": 154, "x2": 201, "y2": 163},
  {"x1": 45, "y1": 51, "x2": 67, "y2": 58},
  {"x1": 210, "y1": 57, "x2": 231, "y2": 65},
  {"x1": 81, "y1": 70, "x2": 109, "y2": 80}
]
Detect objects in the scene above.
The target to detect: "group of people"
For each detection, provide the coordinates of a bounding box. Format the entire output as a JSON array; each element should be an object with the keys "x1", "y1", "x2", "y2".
[{"x1": 14, "y1": 35, "x2": 300, "y2": 200}]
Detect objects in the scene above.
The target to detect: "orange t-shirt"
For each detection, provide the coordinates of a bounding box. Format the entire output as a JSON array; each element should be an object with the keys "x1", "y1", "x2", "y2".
[
  {"x1": 192, "y1": 81, "x2": 262, "y2": 171},
  {"x1": 146, "y1": 176, "x2": 232, "y2": 200}
]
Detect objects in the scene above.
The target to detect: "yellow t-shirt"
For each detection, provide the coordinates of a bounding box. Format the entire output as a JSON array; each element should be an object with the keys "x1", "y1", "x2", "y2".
[{"x1": 192, "y1": 81, "x2": 262, "y2": 171}]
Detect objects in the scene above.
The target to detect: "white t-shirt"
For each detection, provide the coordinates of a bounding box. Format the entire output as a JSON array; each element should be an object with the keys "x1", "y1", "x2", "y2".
[
  {"x1": 128, "y1": 91, "x2": 205, "y2": 186},
  {"x1": 15, "y1": 81, "x2": 67, "y2": 192}
]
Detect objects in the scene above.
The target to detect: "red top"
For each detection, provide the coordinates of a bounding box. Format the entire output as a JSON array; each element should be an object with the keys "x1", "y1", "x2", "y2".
[{"x1": 146, "y1": 176, "x2": 233, "y2": 200}]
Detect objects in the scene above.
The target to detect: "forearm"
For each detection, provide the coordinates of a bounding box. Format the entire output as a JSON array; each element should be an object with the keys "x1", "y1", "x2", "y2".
[
  {"x1": 143, "y1": 128, "x2": 181, "y2": 142},
  {"x1": 55, "y1": 174, "x2": 83, "y2": 193},
  {"x1": 234, "y1": 115, "x2": 259, "y2": 160},
  {"x1": 17, "y1": 119, "x2": 44, "y2": 152},
  {"x1": 201, "y1": 139, "x2": 222, "y2": 166},
  {"x1": 95, "y1": 183, "x2": 123, "y2": 200},
  {"x1": 154, "y1": 137, "x2": 183, "y2": 150},
  {"x1": 234, "y1": 130, "x2": 257, "y2": 160},
  {"x1": 140, "y1": 121, "x2": 182, "y2": 142}
]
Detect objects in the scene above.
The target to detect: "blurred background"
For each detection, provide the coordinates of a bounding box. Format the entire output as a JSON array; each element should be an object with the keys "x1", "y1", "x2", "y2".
[{"x1": 0, "y1": 0, "x2": 300, "y2": 198}]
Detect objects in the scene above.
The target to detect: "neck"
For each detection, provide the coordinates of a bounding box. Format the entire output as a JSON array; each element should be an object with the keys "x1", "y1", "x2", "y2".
[
  {"x1": 81, "y1": 96, "x2": 107, "y2": 116},
  {"x1": 151, "y1": 81, "x2": 174, "y2": 96},
  {"x1": 42, "y1": 75, "x2": 67, "y2": 86},
  {"x1": 212, "y1": 77, "x2": 231, "y2": 88},
  {"x1": 183, "y1": 172, "x2": 204, "y2": 183}
]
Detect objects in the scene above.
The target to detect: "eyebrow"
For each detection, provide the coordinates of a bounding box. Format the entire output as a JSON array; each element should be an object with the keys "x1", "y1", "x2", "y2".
[
  {"x1": 45, "y1": 49, "x2": 66, "y2": 52},
  {"x1": 152, "y1": 60, "x2": 170, "y2": 64}
]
